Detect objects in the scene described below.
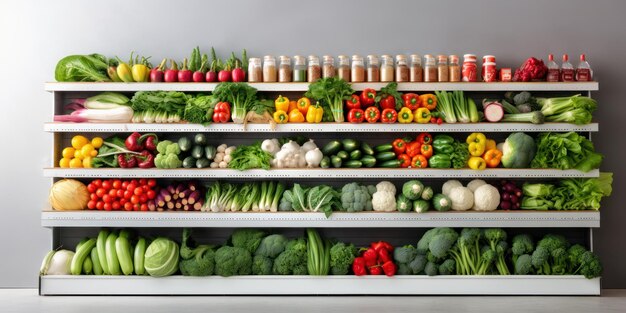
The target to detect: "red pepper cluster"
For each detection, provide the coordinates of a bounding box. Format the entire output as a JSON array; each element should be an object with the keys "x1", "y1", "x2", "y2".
[
  {"x1": 121, "y1": 132, "x2": 157, "y2": 168},
  {"x1": 512, "y1": 57, "x2": 548, "y2": 82},
  {"x1": 212, "y1": 102, "x2": 231, "y2": 123},
  {"x1": 86, "y1": 178, "x2": 158, "y2": 211},
  {"x1": 352, "y1": 241, "x2": 397, "y2": 276},
  {"x1": 393, "y1": 133, "x2": 433, "y2": 168}
]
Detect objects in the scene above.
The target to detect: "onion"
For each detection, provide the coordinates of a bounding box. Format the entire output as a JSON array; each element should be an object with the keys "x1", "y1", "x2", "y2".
[
  {"x1": 49, "y1": 179, "x2": 89, "y2": 210},
  {"x1": 510, "y1": 194, "x2": 519, "y2": 204},
  {"x1": 500, "y1": 201, "x2": 511, "y2": 210}
]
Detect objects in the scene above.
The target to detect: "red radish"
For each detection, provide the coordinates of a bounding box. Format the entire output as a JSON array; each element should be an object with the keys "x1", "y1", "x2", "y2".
[
  {"x1": 150, "y1": 58, "x2": 166, "y2": 82},
  {"x1": 164, "y1": 59, "x2": 178, "y2": 83},
  {"x1": 218, "y1": 69, "x2": 231, "y2": 82},
  {"x1": 232, "y1": 67, "x2": 245, "y2": 82},
  {"x1": 484, "y1": 103, "x2": 504, "y2": 122},
  {"x1": 192, "y1": 60, "x2": 207, "y2": 82},
  {"x1": 177, "y1": 58, "x2": 192, "y2": 82},
  {"x1": 206, "y1": 70, "x2": 217, "y2": 82}
]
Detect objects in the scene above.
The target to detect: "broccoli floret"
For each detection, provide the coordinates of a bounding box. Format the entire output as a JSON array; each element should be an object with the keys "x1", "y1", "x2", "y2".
[
  {"x1": 214, "y1": 246, "x2": 252, "y2": 277},
  {"x1": 484, "y1": 228, "x2": 507, "y2": 250},
  {"x1": 511, "y1": 234, "x2": 534, "y2": 258},
  {"x1": 438, "y1": 259, "x2": 456, "y2": 275},
  {"x1": 156, "y1": 140, "x2": 173, "y2": 154},
  {"x1": 154, "y1": 153, "x2": 182, "y2": 169},
  {"x1": 417, "y1": 227, "x2": 457, "y2": 255},
  {"x1": 424, "y1": 262, "x2": 438, "y2": 276},
  {"x1": 428, "y1": 229, "x2": 458, "y2": 259},
  {"x1": 513, "y1": 91, "x2": 532, "y2": 105},
  {"x1": 286, "y1": 237, "x2": 307, "y2": 253},
  {"x1": 408, "y1": 254, "x2": 427, "y2": 274},
  {"x1": 477, "y1": 245, "x2": 496, "y2": 275},
  {"x1": 537, "y1": 234, "x2": 570, "y2": 252},
  {"x1": 340, "y1": 183, "x2": 372, "y2": 212},
  {"x1": 397, "y1": 263, "x2": 413, "y2": 275},
  {"x1": 251, "y1": 255, "x2": 273, "y2": 275},
  {"x1": 255, "y1": 234, "x2": 288, "y2": 258},
  {"x1": 567, "y1": 244, "x2": 588, "y2": 272},
  {"x1": 516, "y1": 103, "x2": 533, "y2": 113},
  {"x1": 531, "y1": 246, "x2": 551, "y2": 274},
  {"x1": 514, "y1": 254, "x2": 533, "y2": 275},
  {"x1": 577, "y1": 251, "x2": 603, "y2": 279},
  {"x1": 551, "y1": 247, "x2": 568, "y2": 275},
  {"x1": 230, "y1": 229, "x2": 266, "y2": 254},
  {"x1": 329, "y1": 242, "x2": 357, "y2": 275},
  {"x1": 455, "y1": 228, "x2": 482, "y2": 275},
  {"x1": 272, "y1": 238, "x2": 308, "y2": 275},
  {"x1": 178, "y1": 228, "x2": 215, "y2": 276},
  {"x1": 393, "y1": 245, "x2": 418, "y2": 264},
  {"x1": 165, "y1": 143, "x2": 181, "y2": 155}
]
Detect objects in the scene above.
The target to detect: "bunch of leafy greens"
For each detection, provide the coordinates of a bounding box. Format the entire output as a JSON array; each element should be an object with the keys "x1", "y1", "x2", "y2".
[
  {"x1": 530, "y1": 132, "x2": 603, "y2": 172},
  {"x1": 183, "y1": 95, "x2": 218, "y2": 125},
  {"x1": 91, "y1": 136, "x2": 126, "y2": 168},
  {"x1": 285, "y1": 183, "x2": 340, "y2": 217},
  {"x1": 521, "y1": 173, "x2": 613, "y2": 211},
  {"x1": 131, "y1": 91, "x2": 189, "y2": 121},
  {"x1": 227, "y1": 143, "x2": 273, "y2": 170},
  {"x1": 55, "y1": 54, "x2": 110, "y2": 82},
  {"x1": 213, "y1": 83, "x2": 258, "y2": 123},
  {"x1": 451, "y1": 141, "x2": 470, "y2": 169},
  {"x1": 537, "y1": 95, "x2": 597, "y2": 125},
  {"x1": 304, "y1": 77, "x2": 354, "y2": 122}
]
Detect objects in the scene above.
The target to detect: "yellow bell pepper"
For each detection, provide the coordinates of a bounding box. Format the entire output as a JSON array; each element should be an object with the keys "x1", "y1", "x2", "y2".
[
  {"x1": 275, "y1": 95, "x2": 290, "y2": 112},
  {"x1": 273, "y1": 110, "x2": 289, "y2": 123},
  {"x1": 296, "y1": 97, "x2": 311, "y2": 115},
  {"x1": 131, "y1": 64, "x2": 150, "y2": 82},
  {"x1": 116, "y1": 62, "x2": 133, "y2": 83},
  {"x1": 485, "y1": 139, "x2": 497, "y2": 151},
  {"x1": 468, "y1": 156, "x2": 487, "y2": 170},
  {"x1": 398, "y1": 107, "x2": 414, "y2": 123},
  {"x1": 466, "y1": 132, "x2": 487, "y2": 156},
  {"x1": 413, "y1": 107, "x2": 431, "y2": 124},
  {"x1": 288, "y1": 109, "x2": 305, "y2": 123},
  {"x1": 306, "y1": 103, "x2": 324, "y2": 123}
]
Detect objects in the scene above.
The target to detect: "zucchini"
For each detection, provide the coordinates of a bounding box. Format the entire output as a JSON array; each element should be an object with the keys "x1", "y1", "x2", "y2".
[
  {"x1": 361, "y1": 143, "x2": 374, "y2": 155},
  {"x1": 196, "y1": 158, "x2": 210, "y2": 168},
  {"x1": 433, "y1": 193, "x2": 452, "y2": 212},
  {"x1": 379, "y1": 159, "x2": 401, "y2": 168},
  {"x1": 91, "y1": 247, "x2": 103, "y2": 275},
  {"x1": 350, "y1": 149, "x2": 362, "y2": 160},
  {"x1": 177, "y1": 137, "x2": 192, "y2": 152},
  {"x1": 374, "y1": 144, "x2": 393, "y2": 153},
  {"x1": 322, "y1": 140, "x2": 342, "y2": 155},
  {"x1": 116, "y1": 236, "x2": 134, "y2": 275},
  {"x1": 96, "y1": 230, "x2": 110, "y2": 275},
  {"x1": 360, "y1": 155, "x2": 377, "y2": 168},
  {"x1": 134, "y1": 237, "x2": 146, "y2": 276},
  {"x1": 182, "y1": 156, "x2": 196, "y2": 168},
  {"x1": 331, "y1": 155, "x2": 343, "y2": 168},
  {"x1": 191, "y1": 145, "x2": 204, "y2": 159},
  {"x1": 320, "y1": 156, "x2": 331, "y2": 169},
  {"x1": 70, "y1": 238, "x2": 96, "y2": 275},
  {"x1": 105, "y1": 232, "x2": 121, "y2": 275},
  {"x1": 342, "y1": 139, "x2": 360, "y2": 152},
  {"x1": 375, "y1": 151, "x2": 396, "y2": 162},
  {"x1": 337, "y1": 150, "x2": 349, "y2": 160},
  {"x1": 204, "y1": 145, "x2": 217, "y2": 160},
  {"x1": 194, "y1": 133, "x2": 208, "y2": 145},
  {"x1": 344, "y1": 160, "x2": 363, "y2": 168},
  {"x1": 414, "y1": 199, "x2": 431, "y2": 213}
]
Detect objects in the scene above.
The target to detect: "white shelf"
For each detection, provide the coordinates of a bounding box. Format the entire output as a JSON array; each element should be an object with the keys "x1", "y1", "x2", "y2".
[
  {"x1": 40, "y1": 211, "x2": 600, "y2": 228},
  {"x1": 43, "y1": 168, "x2": 600, "y2": 179},
  {"x1": 44, "y1": 122, "x2": 599, "y2": 133},
  {"x1": 44, "y1": 81, "x2": 599, "y2": 92},
  {"x1": 39, "y1": 275, "x2": 600, "y2": 295}
]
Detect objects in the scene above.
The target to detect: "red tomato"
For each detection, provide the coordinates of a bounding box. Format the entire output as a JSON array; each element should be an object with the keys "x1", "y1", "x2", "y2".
[
  {"x1": 108, "y1": 189, "x2": 117, "y2": 197},
  {"x1": 131, "y1": 195, "x2": 140, "y2": 204},
  {"x1": 96, "y1": 201, "x2": 105, "y2": 210},
  {"x1": 102, "y1": 194, "x2": 112, "y2": 203},
  {"x1": 112, "y1": 201, "x2": 121, "y2": 210},
  {"x1": 96, "y1": 188, "x2": 106, "y2": 198},
  {"x1": 102, "y1": 180, "x2": 112, "y2": 190},
  {"x1": 124, "y1": 190, "x2": 133, "y2": 200},
  {"x1": 87, "y1": 200, "x2": 97, "y2": 210},
  {"x1": 87, "y1": 183, "x2": 96, "y2": 193},
  {"x1": 147, "y1": 179, "x2": 157, "y2": 187},
  {"x1": 140, "y1": 203, "x2": 148, "y2": 211},
  {"x1": 146, "y1": 190, "x2": 156, "y2": 200},
  {"x1": 123, "y1": 202, "x2": 133, "y2": 211},
  {"x1": 116, "y1": 189, "x2": 124, "y2": 198},
  {"x1": 120, "y1": 198, "x2": 127, "y2": 205},
  {"x1": 112, "y1": 180, "x2": 122, "y2": 189},
  {"x1": 103, "y1": 203, "x2": 112, "y2": 211},
  {"x1": 139, "y1": 195, "x2": 147, "y2": 203},
  {"x1": 142, "y1": 185, "x2": 150, "y2": 192},
  {"x1": 130, "y1": 179, "x2": 138, "y2": 185},
  {"x1": 133, "y1": 188, "x2": 143, "y2": 196},
  {"x1": 92, "y1": 179, "x2": 102, "y2": 188},
  {"x1": 90, "y1": 193, "x2": 99, "y2": 201},
  {"x1": 133, "y1": 203, "x2": 141, "y2": 211},
  {"x1": 122, "y1": 181, "x2": 129, "y2": 189},
  {"x1": 139, "y1": 178, "x2": 147, "y2": 186},
  {"x1": 126, "y1": 183, "x2": 137, "y2": 192}
]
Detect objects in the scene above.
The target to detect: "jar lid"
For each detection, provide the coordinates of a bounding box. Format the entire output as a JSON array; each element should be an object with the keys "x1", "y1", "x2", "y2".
[
  {"x1": 483, "y1": 62, "x2": 496, "y2": 66},
  {"x1": 395, "y1": 54, "x2": 407, "y2": 60},
  {"x1": 483, "y1": 55, "x2": 496, "y2": 62},
  {"x1": 263, "y1": 55, "x2": 275, "y2": 60},
  {"x1": 437, "y1": 55, "x2": 448, "y2": 62},
  {"x1": 352, "y1": 55, "x2": 363, "y2": 60},
  {"x1": 338, "y1": 55, "x2": 349, "y2": 59},
  {"x1": 248, "y1": 57, "x2": 261, "y2": 62},
  {"x1": 449, "y1": 55, "x2": 459, "y2": 63},
  {"x1": 279, "y1": 56, "x2": 291, "y2": 62},
  {"x1": 323, "y1": 55, "x2": 334, "y2": 60}
]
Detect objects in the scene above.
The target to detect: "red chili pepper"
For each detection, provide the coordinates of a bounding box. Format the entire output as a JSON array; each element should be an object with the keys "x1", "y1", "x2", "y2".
[
  {"x1": 139, "y1": 134, "x2": 158, "y2": 152},
  {"x1": 213, "y1": 102, "x2": 231, "y2": 123},
  {"x1": 363, "y1": 248, "x2": 378, "y2": 266},
  {"x1": 420, "y1": 144, "x2": 433, "y2": 159},
  {"x1": 381, "y1": 109, "x2": 397, "y2": 123},
  {"x1": 398, "y1": 154, "x2": 411, "y2": 168},
  {"x1": 352, "y1": 257, "x2": 367, "y2": 276},
  {"x1": 378, "y1": 248, "x2": 391, "y2": 263},
  {"x1": 364, "y1": 107, "x2": 380, "y2": 123},
  {"x1": 405, "y1": 141, "x2": 421, "y2": 158},
  {"x1": 347, "y1": 109, "x2": 365, "y2": 123},
  {"x1": 381, "y1": 260, "x2": 397, "y2": 276},
  {"x1": 416, "y1": 133, "x2": 433, "y2": 145},
  {"x1": 360, "y1": 88, "x2": 376, "y2": 106},
  {"x1": 137, "y1": 150, "x2": 155, "y2": 169},
  {"x1": 368, "y1": 265, "x2": 383, "y2": 275},
  {"x1": 379, "y1": 95, "x2": 396, "y2": 110},
  {"x1": 117, "y1": 154, "x2": 137, "y2": 168},
  {"x1": 411, "y1": 154, "x2": 428, "y2": 168},
  {"x1": 402, "y1": 93, "x2": 421, "y2": 110},
  {"x1": 125, "y1": 132, "x2": 143, "y2": 152},
  {"x1": 392, "y1": 138, "x2": 406, "y2": 155},
  {"x1": 346, "y1": 94, "x2": 361, "y2": 110}
]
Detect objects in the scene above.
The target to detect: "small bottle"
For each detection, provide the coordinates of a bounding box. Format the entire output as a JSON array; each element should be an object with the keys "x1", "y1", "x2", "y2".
[
  {"x1": 366, "y1": 55, "x2": 380, "y2": 82},
  {"x1": 462, "y1": 54, "x2": 477, "y2": 82},
  {"x1": 424, "y1": 54, "x2": 437, "y2": 82},
  {"x1": 380, "y1": 55, "x2": 394, "y2": 82},
  {"x1": 337, "y1": 55, "x2": 351, "y2": 81},
  {"x1": 546, "y1": 54, "x2": 560, "y2": 82},
  {"x1": 278, "y1": 56, "x2": 292, "y2": 83},
  {"x1": 437, "y1": 55, "x2": 449, "y2": 82},
  {"x1": 247, "y1": 58, "x2": 262, "y2": 83},
  {"x1": 575, "y1": 54, "x2": 592, "y2": 81},
  {"x1": 293, "y1": 55, "x2": 306, "y2": 82},
  {"x1": 351, "y1": 55, "x2": 365, "y2": 82},
  {"x1": 560, "y1": 54, "x2": 575, "y2": 82},
  {"x1": 307, "y1": 55, "x2": 321, "y2": 82},
  {"x1": 448, "y1": 55, "x2": 461, "y2": 82},
  {"x1": 395, "y1": 55, "x2": 409, "y2": 82},
  {"x1": 263, "y1": 55, "x2": 277, "y2": 82},
  {"x1": 322, "y1": 55, "x2": 335, "y2": 78},
  {"x1": 409, "y1": 54, "x2": 423, "y2": 82}
]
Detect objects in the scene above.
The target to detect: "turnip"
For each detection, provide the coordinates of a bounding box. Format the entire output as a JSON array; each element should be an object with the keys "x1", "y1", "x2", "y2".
[
  {"x1": 177, "y1": 58, "x2": 192, "y2": 82},
  {"x1": 164, "y1": 59, "x2": 178, "y2": 83},
  {"x1": 484, "y1": 103, "x2": 504, "y2": 122},
  {"x1": 150, "y1": 58, "x2": 166, "y2": 82}
]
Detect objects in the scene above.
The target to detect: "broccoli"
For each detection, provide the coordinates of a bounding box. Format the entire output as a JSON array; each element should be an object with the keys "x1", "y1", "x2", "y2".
[
  {"x1": 530, "y1": 234, "x2": 571, "y2": 275},
  {"x1": 514, "y1": 254, "x2": 533, "y2": 275},
  {"x1": 272, "y1": 238, "x2": 308, "y2": 275},
  {"x1": 438, "y1": 259, "x2": 456, "y2": 275},
  {"x1": 576, "y1": 251, "x2": 603, "y2": 279},
  {"x1": 453, "y1": 228, "x2": 482, "y2": 275},
  {"x1": 393, "y1": 245, "x2": 418, "y2": 264},
  {"x1": 428, "y1": 229, "x2": 458, "y2": 259},
  {"x1": 178, "y1": 228, "x2": 215, "y2": 276},
  {"x1": 214, "y1": 246, "x2": 252, "y2": 277},
  {"x1": 511, "y1": 234, "x2": 534, "y2": 260},
  {"x1": 531, "y1": 246, "x2": 551, "y2": 275},
  {"x1": 408, "y1": 254, "x2": 427, "y2": 274},
  {"x1": 567, "y1": 244, "x2": 588, "y2": 272},
  {"x1": 477, "y1": 245, "x2": 496, "y2": 275},
  {"x1": 551, "y1": 247, "x2": 568, "y2": 275},
  {"x1": 513, "y1": 91, "x2": 532, "y2": 105},
  {"x1": 155, "y1": 140, "x2": 182, "y2": 168},
  {"x1": 516, "y1": 103, "x2": 533, "y2": 113},
  {"x1": 255, "y1": 234, "x2": 288, "y2": 258},
  {"x1": 230, "y1": 229, "x2": 266, "y2": 254},
  {"x1": 494, "y1": 240, "x2": 510, "y2": 275},
  {"x1": 251, "y1": 255, "x2": 273, "y2": 275},
  {"x1": 397, "y1": 263, "x2": 413, "y2": 275},
  {"x1": 484, "y1": 228, "x2": 507, "y2": 250},
  {"x1": 340, "y1": 183, "x2": 372, "y2": 212},
  {"x1": 329, "y1": 242, "x2": 357, "y2": 275},
  {"x1": 424, "y1": 261, "x2": 438, "y2": 276},
  {"x1": 417, "y1": 227, "x2": 457, "y2": 255}
]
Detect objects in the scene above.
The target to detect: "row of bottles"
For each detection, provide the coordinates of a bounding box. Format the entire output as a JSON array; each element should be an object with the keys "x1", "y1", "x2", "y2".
[{"x1": 547, "y1": 54, "x2": 592, "y2": 82}]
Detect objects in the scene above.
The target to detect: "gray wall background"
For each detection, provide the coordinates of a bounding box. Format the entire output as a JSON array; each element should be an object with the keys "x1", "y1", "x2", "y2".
[{"x1": 0, "y1": 0, "x2": 624, "y2": 288}]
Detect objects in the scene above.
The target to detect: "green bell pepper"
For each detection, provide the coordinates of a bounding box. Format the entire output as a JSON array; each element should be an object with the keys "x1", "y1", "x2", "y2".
[
  {"x1": 433, "y1": 134, "x2": 454, "y2": 145},
  {"x1": 429, "y1": 154, "x2": 452, "y2": 168}
]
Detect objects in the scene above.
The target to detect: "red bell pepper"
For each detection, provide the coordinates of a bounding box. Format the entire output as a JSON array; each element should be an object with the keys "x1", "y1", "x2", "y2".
[
  {"x1": 378, "y1": 248, "x2": 391, "y2": 263},
  {"x1": 125, "y1": 132, "x2": 143, "y2": 152},
  {"x1": 364, "y1": 106, "x2": 380, "y2": 123},
  {"x1": 139, "y1": 133, "x2": 158, "y2": 152},
  {"x1": 360, "y1": 88, "x2": 376, "y2": 106},
  {"x1": 363, "y1": 248, "x2": 378, "y2": 267},
  {"x1": 405, "y1": 141, "x2": 421, "y2": 158},
  {"x1": 416, "y1": 133, "x2": 433, "y2": 145},
  {"x1": 347, "y1": 109, "x2": 364, "y2": 123},
  {"x1": 346, "y1": 94, "x2": 361, "y2": 110},
  {"x1": 420, "y1": 144, "x2": 433, "y2": 159},
  {"x1": 352, "y1": 257, "x2": 367, "y2": 276},
  {"x1": 369, "y1": 266, "x2": 383, "y2": 275},
  {"x1": 398, "y1": 154, "x2": 411, "y2": 168},
  {"x1": 118, "y1": 154, "x2": 137, "y2": 168},
  {"x1": 402, "y1": 93, "x2": 421, "y2": 110},
  {"x1": 392, "y1": 138, "x2": 406, "y2": 155},
  {"x1": 381, "y1": 109, "x2": 397, "y2": 123},
  {"x1": 370, "y1": 241, "x2": 393, "y2": 252},
  {"x1": 381, "y1": 260, "x2": 397, "y2": 276},
  {"x1": 213, "y1": 102, "x2": 231, "y2": 123},
  {"x1": 411, "y1": 155, "x2": 428, "y2": 168},
  {"x1": 137, "y1": 150, "x2": 155, "y2": 169},
  {"x1": 379, "y1": 95, "x2": 396, "y2": 110}
]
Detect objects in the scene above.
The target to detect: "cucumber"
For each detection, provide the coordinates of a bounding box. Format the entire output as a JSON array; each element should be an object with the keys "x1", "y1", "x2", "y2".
[
  {"x1": 105, "y1": 232, "x2": 121, "y2": 275},
  {"x1": 320, "y1": 156, "x2": 331, "y2": 169},
  {"x1": 182, "y1": 156, "x2": 196, "y2": 168},
  {"x1": 194, "y1": 133, "x2": 208, "y2": 145},
  {"x1": 337, "y1": 150, "x2": 349, "y2": 160},
  {"x1": 134, "y1": 237, "x2": 147, "y2": 276},
  {"x1": 375, "y1": 151, "x2": 396, "y2": 162},
  {"x1": 331, "y1": 155, "x2": 342, "y2": 168},
  {"x1": 96, "y1": 230, "x2": 110, "y2": 275},
  {"x1": 322, "y1": 140, "x2": 342, "y2": 155},
  {"x1": 374, "y1": 144, "x2": 393, "y2": 153},
  {"x1": 379, "y1": 159, "x2": 401, "y2": 168},
  {"x1": 360, "y1": 155, "x2": 377, "y2": 168},
  {"x1": 342, "y1": 139, "x2": 360, "y2": 152},
  {"x1": 191, "y1": 145, "x2": 204, "y2": 159},
  {"x1": 350, "y1": 150, "x2": 362, "y2": 160},
  {"x1": 70, "y1": 238, "x2": 96, "y2": 275},
  {"x1": 361, "y1": 143, "x2": 374, "y2": 155},
  {"x1": 177, "y1": 137, "x2": 192, "y2": 152},
  {"x1": 83, "y1": 256, "x2": 93, "y2": 275},
  {"x1": 196, "y1": 158, "x2": 210, "y2": 168},
  {"x1": 344, "y1": 160, "x2": 363, "y2": 168},
  {"x1": 91, "y1": 247, "x2": 103, "y2": 275},
  {"x1": 414, "y1": 199, "x2": 431, "y2": 213},
  {"x1": 204, "y1": 145, "x2": 217, "y2": 160},
  {"x1": 116, "y1": 236, "x2": 134, "y2": 275}
]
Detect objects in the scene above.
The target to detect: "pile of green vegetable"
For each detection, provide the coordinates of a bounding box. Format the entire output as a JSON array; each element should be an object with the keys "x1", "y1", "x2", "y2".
[
  {"x1": 202, "y1": 181, "x2": 285, "y2": 213},
  {"x1": 131, "y1": 91, "x2": 189, "y2": 123},
  {"x1": 320, "y1": 139, "x2": 377, "y2": 169},
  {"x1": 305, "y1": 77, "x2": 354, "y2": 122},
  {"x1": 279, "y1": 183, "x2": 340, "y2": 217},
  {"x1": 435, "y1": 90, "x2": 480, "y2": 123},
  {"x1": 178, "y1": 134, "x2": 217, "y2": 169},
  {"x1": 530, "y1": 132, "x2": 602, "y2": 172},
  {"x1": 501, "y1": 92, "x2": 597, "y2": 125},
  {"x1": 521, "y1": 173, "x2": 613, "y2": 210},
  {"x1": 212, "y1": 82, "x2": 259, "y2": 123},
  {"x1": 183, "y1": 95, "x2": 218, "y2": 125}
]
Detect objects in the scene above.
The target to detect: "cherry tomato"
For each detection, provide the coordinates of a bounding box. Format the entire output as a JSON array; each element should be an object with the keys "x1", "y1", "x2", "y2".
[
  {"x1": 116, "y1": 189, "x2": 124, "y2": 198},
  {"x1": 430, "y1": 117, "x2": 437, "y2": 123},
  {"x1": 142, "y1": 185, "x2": 150, "y2": 192},
  {"x1": 112, "y1": 201, "x2": 121, "y2": 210},
  {"x1": 131, "y1": 195, "x2": 140, "y2": 204},
  {"x1": 124, "y1": 190, "x2": 133, "y2": 200},
  {"x1": 122, "y1": 181, "x2": 129, "y2": 189},
  {"x1": 139, "y1": 178, "x2": 147, "y2": 186},
  {"x1": 134, "y1": 203, "x2": 141, "y2": 211},
  {"x1": 139, "y1": 195, "x2": 147, "y2": 203},
  {"x1": 102, "y1": 180, "x2": 112, "y2": 190},
  {"x1": 102, "y1": 194, "x2": 112, "y2": 203},
  {"x1": 87, "y1": 200, "x2": 97, "y2": 210},
  {"x1": 140, "y1": 203, "x2": 148, "y2": 211},
  {"x1": 120, "y1": 198, "x2": 127, "y2": 205},
  {"x1": 147, "y1": 179, "x2": 157, "y2": 187},
  {"x1": 96, "y1": 201, "x2": 105, "y2": 210},
  {"x1": 96, "y1": 188, "x2": 106, "y2": 198},
  {"x1": 146, "y1": 190, "x2": 156, "y2": 200},
  {"x1": 133, "y1": 188, "x2": 143, "y2": 196},
  {"x1": 103, "y1": 203, "x2": 112, "y2": 211},
  {"x1": 92, "y1": 179, "x2": 102, "y2": 188},
  {"x1": 437, "y1": 117, "x2": 443, "y2": 125},
  {"x1": 123, "y1": 202, "x2": 133, "y2": 211},
  {"x1": 112, "y1": 180, "x2": 122, "y2": 189},
  {"x1": 108, "y1": 189, "x2": 118, "y2": 198},
  {"x1": 90, "y1": 193, "x2": 99, "y2": 201},
  {"x1": 130, "y1": 179, "x2": 138, "y2": 186},
  {"x1": 87, "y1": 183, "x2": 97, "y2": 193},
  {"x1": 126, "y1": 183, "x2": 137, "y2": 192}
]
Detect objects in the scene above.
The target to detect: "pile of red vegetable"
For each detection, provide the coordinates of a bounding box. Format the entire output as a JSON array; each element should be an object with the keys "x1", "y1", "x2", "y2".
[
  {"x1": 512, "y1": 57, "x2": 548, "y2": 82},
  {"x1": 352, "y1": 241, "x2": 397, "y2": 276},
  {"x1": 498, "y1": 180, "x2": 522, "y2": 210},
  {"x1": 87, "y1": 178, "x2": 158, "y2": 211},
  {"x1": 155, "y1": 181, "x2": 204, "y2": 211},
  {"x1": 148, "y1": 47, "x2": 247, "y2": 83}
]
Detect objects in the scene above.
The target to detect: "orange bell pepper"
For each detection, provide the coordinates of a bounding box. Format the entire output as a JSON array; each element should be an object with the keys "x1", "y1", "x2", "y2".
[
  {"x1": 420, "y1": 144, "x2": 433, "y2": 159},
  {"x1": 411, "y1": 155, "x2": 428, "y2": 168},
  {"x1": 483, "y1": 149, "x2": 503, "y2": 168},
  {"x1": 288, "y1": 100, "x2": 298, "y2": 113},
  {"x1": 296, "y1": 97, "x2": 311, "y2": 115},
  {"x1": 288, "y1": 109, "x2": 305, "y2": 123},
  {"x1": 419, "y1": 94, "x2": 437, "y2": 110}
]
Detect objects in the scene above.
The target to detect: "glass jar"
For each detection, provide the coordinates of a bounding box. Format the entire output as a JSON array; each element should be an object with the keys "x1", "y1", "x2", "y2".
[
  {"x1": 307, "y1": 55, "x2": 321, "y2": 82},
  {"x1": 437, "y1": 55, "x2": 449, "y2": 82},
  {"x1": 293, "y1": 55, "x2": 306, "y2": 82},
  {"x1": 351, "y1": 55, "x2": 365, "y2": 82},
  {"x1": 409, "y1": 54, "x2": 423, "y2": 82},
  {"x1": 482, "y1": 55, "x2": 496, "y2": 80},
  {"x1": 247, "y1": 58, "x2": 262, "y2": 83},
  {"x1": 395, "y1": 55, "x2": 409, "y2": 82},
  {"x1": 380, "y1": 55, "x2": 394, "y2": 82},
  {"x1": 263, "y1": 55, "x2": 277, "y2": 82},
  {"x1": 278, "y1": 56, "x2": 292, "y2": 83},
  {"x1": 449, "y1": 55, "x2": 461, "y2": 82},
  {"x1": 322, "y1": 55, "x2": 335, "y2": 78},
  {"x1": 462, "y1": 54, "x2": 477, "y2": 82},
  {"x1": 337, "y1": 55, "x2": 350, "y2": 81},
  {"x1": 423, "y1": 54, "x2": 437, "y2": 82},
  {"x1": 366, "y1": 55, "x2": 380, "y2": 82}
]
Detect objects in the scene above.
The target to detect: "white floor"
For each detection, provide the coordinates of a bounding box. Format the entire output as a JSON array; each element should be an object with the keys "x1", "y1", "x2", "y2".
[{"x1": 1, "y1": 289, "x2": 625, "y2": 313}]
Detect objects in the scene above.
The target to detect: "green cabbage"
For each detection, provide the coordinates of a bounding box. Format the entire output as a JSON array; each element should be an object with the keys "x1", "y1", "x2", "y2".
[
  {"x1": 144, "y1": 238, "x2": 179, "y2": 277},
  {"x1": 501, "y1": 132, "x2": 536, "y2": 168}
]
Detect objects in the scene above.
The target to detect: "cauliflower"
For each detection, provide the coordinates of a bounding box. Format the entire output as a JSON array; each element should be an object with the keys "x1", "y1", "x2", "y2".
[
  {"x1": 448, "y1": 186, "x2": 474, "y2": 211},
  {"x1": 376, "y1": 181, "x2": 396, "y2": 194},
  {"x1": 466, "y1": 179, "x2": 487, "y2": 192},
  {"x1": 473, "y1": 184, "x2": 500, "y2": 211},
  {"x1": 442, "y1": 180, "x2": 463, "y2": 196},
  {"x1": 372, "y1": 191, "x2": 396, "y2": 212}
]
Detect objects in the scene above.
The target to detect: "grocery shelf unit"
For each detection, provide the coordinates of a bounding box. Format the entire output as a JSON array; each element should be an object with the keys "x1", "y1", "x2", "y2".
[{"x1": 41, "y1": 81, "x2": 601, "y2": 295}]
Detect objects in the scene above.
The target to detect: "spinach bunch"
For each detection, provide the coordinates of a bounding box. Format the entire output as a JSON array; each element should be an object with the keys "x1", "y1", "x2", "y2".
[{"x1": 54, "y1": 54, "x2": 110, "y2": 82}]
